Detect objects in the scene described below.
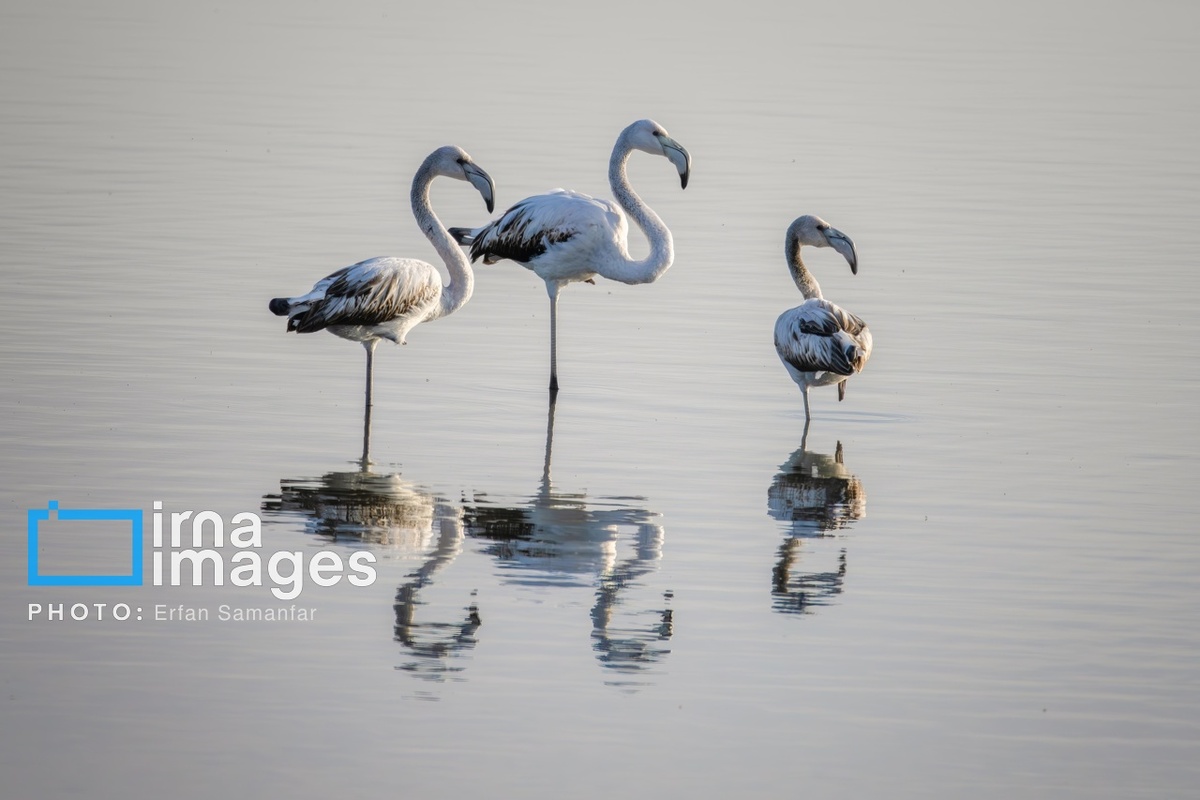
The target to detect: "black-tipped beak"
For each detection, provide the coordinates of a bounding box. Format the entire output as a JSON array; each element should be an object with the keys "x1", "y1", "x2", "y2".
[
  {"x1": 464, "y1": 163, "x2": 496, "y2": 213},
  {"x1": 656, "y1": 133, "x2": 691, "y2": 190},
  {"x1": 826, "y1": 228, "x2": 858, "y2": 275}
]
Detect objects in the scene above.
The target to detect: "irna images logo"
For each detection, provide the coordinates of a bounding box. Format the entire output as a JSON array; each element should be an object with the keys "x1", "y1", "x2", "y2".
[{"x1": 26, "y1": 500, "x2": 377, "y2": 598}]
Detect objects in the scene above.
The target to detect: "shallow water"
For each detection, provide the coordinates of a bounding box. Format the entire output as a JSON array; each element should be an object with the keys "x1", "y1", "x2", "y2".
[{"x1": 3, "y1": 2, "x2": 1199, "y2": 798}]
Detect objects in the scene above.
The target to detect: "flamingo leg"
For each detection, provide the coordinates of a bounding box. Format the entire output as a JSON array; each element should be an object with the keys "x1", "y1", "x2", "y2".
[
  {"x1": 541, "y1": 393, "x2": 557, "y2": 490},
  {"x1": 547, "y1": 282, "x2": 561, "y2": 395},
  {"x1": 361, "y1": 340, "x2": 378, "y2": 466}
]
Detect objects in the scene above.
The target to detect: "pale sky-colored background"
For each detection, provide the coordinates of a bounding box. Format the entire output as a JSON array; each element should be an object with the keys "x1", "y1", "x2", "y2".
[{"x1": 3, "y1": 2, "x2": 1199, "y2": 798}]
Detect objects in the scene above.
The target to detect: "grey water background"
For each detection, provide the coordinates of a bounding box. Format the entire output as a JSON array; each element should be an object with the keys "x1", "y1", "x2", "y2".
[{"x1": 2, "y1": 1, "x2": 1199, "y2": 797}]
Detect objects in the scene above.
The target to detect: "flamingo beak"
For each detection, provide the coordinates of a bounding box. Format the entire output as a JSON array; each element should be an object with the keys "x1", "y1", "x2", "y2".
[
  {"x1": 826, "y1": 227, "x2": 858, "y2": 275},
  {"x1": 464, "y1": 163, "x2": 496, "y2": 213},
  {"x1": 655, "y1": 133, "x2": 692, "y2": 190}
]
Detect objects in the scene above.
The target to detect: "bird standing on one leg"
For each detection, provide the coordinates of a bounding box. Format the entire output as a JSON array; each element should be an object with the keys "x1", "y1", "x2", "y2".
[
  {"x1": 773, "y1": 215, "x2": 872, "y2": 425},
  {"x1": 269, "y1": 145, "x2": 495, "y2": 464},
  {"x1": 449, "y1": 118, "x2": 691, "y2": 396}
]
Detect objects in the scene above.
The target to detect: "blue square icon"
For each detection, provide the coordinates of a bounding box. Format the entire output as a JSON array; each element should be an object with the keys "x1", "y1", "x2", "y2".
[{"x1": 27, "y1": 501, "x2": 144, "y2": 586}]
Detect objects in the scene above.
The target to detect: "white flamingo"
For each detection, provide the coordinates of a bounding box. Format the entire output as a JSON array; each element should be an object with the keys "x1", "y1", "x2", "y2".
[
  {"x1": 449, "y1": 118, "x2": 691, "y2": 393},
  {"x1": 269, "y1": 145, "x2": 495, "y2": 463},
  {"x1": 773, "y1": 215, "x2": 872, "y2": 423}
]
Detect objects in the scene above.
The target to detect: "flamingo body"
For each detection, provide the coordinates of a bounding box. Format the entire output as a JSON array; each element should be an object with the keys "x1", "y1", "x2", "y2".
[
  {"x1": 459, "y1": 189, "x2": 623, "y2": 284},
  {"x1": 774, "y1": 298, "x2": 871, "y2": 382},
  {"x1": 270, "y1": 256, "x2": 444, "y2": 345}
]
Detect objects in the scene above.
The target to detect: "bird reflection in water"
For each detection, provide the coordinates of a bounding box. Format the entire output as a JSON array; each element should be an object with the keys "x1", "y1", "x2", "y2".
[
  {"x1": 262, "y1": 469, "x2": 480, "y2": 682},
  {"x1": 766, "y1": 433, "x2": 866, "y2": 615},
  {"x1": 463, "y1": 401, "x2": 673, "y2": 685}
]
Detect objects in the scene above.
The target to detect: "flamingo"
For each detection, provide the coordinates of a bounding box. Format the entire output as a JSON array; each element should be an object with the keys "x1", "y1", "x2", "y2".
[
  {"x1": 773, "y1": 215, "x2": 872, "y2": 423},
  {"x1": 269, "y1": 145, "x2": 495, "y2": 464},
  {"x1": 448, "y1": 118, "x2": 691, "y2": 394}
]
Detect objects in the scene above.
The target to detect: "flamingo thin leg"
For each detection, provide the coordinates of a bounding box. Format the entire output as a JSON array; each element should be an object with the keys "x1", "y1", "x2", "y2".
[
  {"x1": 361, "y1": 340, "x2": 377, "y2": 466},
  {"x1": 541, "y1": 394, "x2": 557, "y2": 489},
  {"x1": 547, "y1": 284, "x2": 560, "y2": 395}
]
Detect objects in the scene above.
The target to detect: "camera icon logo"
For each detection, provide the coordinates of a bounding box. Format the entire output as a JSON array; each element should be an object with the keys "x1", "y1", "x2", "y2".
[{"x1": 27, "y1": 501, "x2": 144, "y2": 586}]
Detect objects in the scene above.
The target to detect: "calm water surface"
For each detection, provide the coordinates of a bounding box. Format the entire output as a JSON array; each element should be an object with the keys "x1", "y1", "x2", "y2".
[{"x1": 3, "y1": 2, "x2": 1199, "y2": 798}]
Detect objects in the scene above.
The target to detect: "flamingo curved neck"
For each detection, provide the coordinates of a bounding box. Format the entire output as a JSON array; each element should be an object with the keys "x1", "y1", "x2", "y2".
[
  {"x1": 602, "y1": 140, "x2": 674, "y2": 285},
  {"x1": 786, "y1": 237, "x2": 823, "y2": 300},
  {"x1": 411, "y1": 159, "x2": 474, "y2": 318}
]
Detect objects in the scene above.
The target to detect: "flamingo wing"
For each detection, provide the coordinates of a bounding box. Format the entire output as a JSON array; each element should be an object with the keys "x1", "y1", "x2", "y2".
[
  {"x1": 284, "y1": 257, "x2": 440, "y2": 334},
  {"x1": 465, "y1": 190, "x2": 622, "y2": 266},
  {"x1": 774, "y1": 299, "x2": 870, "y2": 376}
]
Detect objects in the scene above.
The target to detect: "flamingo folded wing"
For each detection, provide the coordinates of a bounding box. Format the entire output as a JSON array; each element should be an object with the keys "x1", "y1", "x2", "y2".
[
  {"x1": 774, "y1": 299, "x2": 870, "y2": 376},
  {"x1": 455, "y1": 190, "x2": 623, "y2": 267},
  {"x1": 283, "y1": 258, "x2": 440, "y2": 334}
]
